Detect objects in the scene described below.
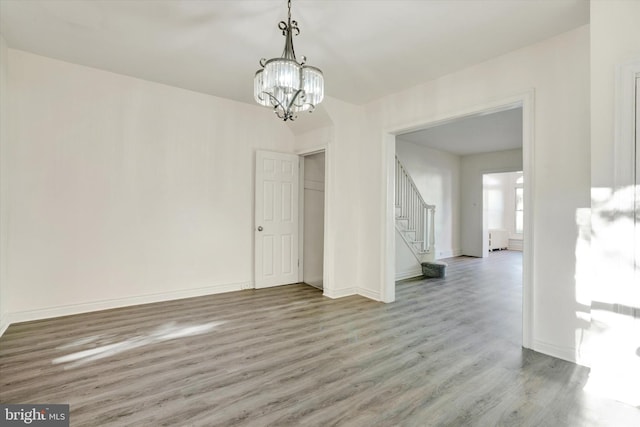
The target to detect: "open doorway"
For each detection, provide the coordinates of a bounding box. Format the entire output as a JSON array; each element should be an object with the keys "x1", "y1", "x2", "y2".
[
  {"x1": 300, "y1": 151, "x2": 325, "y2": 289},
  {"x1": 483, "y1": 171, "x2": 524, "y2": 256},
  {"x1": 394, "y1": 107, "x2": 523, "y2": 267},
  {"x1": 386, "y1": 94, "x2": 532, "y2": 348}
]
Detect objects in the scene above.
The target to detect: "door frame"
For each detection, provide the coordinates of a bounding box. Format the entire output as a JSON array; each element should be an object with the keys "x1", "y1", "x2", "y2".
[
  {"x1": 381, "y1": 91, "x2": 535, "y2": 349},
  {"x1": 296, "y1": 145, "x2": 331, "y2": 295},
  {"x1": 297, "y1": 149, "x2": 327, "y2": 288}
]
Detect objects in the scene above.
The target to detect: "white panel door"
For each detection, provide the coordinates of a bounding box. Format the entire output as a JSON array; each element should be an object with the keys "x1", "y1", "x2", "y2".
[{"x1": 255, "y1": 150, "x2": 299, "y2": 288}]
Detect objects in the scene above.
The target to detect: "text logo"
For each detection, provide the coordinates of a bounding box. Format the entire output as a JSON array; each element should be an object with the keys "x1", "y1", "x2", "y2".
[{"x1": 1, "y1": 405, "x2": 69, "y2": 426}]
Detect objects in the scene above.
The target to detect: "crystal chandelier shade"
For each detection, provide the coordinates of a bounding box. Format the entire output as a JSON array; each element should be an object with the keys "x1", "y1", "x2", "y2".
[{"x1": 254, "y1": 0, "x2": 324, "y2": 121}]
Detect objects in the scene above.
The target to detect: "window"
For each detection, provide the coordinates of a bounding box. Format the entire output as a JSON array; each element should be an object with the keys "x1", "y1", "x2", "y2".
[{"x1": 515, "y1": 175, "x2": 523, "y2": 234}]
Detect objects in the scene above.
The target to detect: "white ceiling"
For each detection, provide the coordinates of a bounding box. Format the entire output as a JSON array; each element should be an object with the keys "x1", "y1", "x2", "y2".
[
  {"x1": 0, "y1": 0, "x2": 589, "y2": 106},
  {"x1": 397, "y1": 107, "x2": 523, "y2": 156}
]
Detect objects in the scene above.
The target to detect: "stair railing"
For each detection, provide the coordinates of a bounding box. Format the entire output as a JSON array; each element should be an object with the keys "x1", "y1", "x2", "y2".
[{"x1": 395, "y1": 156, "x2": 436, "y2": 254}]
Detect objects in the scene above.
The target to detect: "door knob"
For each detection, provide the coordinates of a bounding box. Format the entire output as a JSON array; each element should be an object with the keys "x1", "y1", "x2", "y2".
[{"x1": 257, "y1": 226, "x2": 263, "y2": 232}]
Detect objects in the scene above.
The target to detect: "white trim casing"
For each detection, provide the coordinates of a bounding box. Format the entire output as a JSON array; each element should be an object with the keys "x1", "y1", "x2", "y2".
[
  {"x1": 382, "y1": 136, "x2": 397, "y2": 303},
  {"x1": 323, "y1": 287, "x2": 356, "y2": 299},
  {"x1": 321, "y1": 144, "x2": 335, "y2": 299},
  {"x1": 357, "y1": 287, "x2": 382, "y2": 301},
  {"x1": 298, "y1": 156, "x2": 306, "y2": 284},
  {"x1": 298, "y1": 149, "x2": 328, "y2": 287},
  {"x1": 533, "y1": 339, "x2": 577, "y2": 364},
  {"x1": 0, "y1": 317, "x2": 9, "y2": 338},
  {"x1": 521, "y1": 91, "x2": 535, "y2": 350},
  {"x1": 295, "y1": 144, "x2": 332, "y2": 299},
  {"x1": 323, "y1": 286, "x2": 381, "y2": 302}
]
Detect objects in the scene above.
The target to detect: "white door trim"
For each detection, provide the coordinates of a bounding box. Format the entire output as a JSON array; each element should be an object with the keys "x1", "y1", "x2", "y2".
[
  {"x1": 381, "y1": 90, "x2": 535, "y2": 349},
  {"x1": 295, "y1": 144, "x2": 332, "y2": 297},
  {"x1": 298, "y1": 149, "x2": 327, "y2": 288}
]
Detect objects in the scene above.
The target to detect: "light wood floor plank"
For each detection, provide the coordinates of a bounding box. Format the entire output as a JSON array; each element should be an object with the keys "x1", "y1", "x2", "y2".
[{"x1": 1, "y1": 251, "x2": 638, "y2": 426}]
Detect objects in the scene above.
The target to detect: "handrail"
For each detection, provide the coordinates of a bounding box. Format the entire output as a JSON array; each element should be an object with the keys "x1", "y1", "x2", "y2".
[
  {"x1": 395, "y1": 156, "x2": 435, "y2": 254},
  {"x1": 395, "y1": 157, "x2": 435, "y2": 211}
]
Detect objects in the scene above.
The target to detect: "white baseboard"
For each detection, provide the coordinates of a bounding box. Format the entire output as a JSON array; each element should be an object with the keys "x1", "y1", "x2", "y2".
[
  {"x1": 324, "y1": 286, "x2": 381, "y2": 302},
  {"x1": 357, "y1": 287, "x2": 381, "y2": 302},
  {"x1": 533, "y1": 339, "x2": 577, "y2": 364},
  {"x1": 323, "y1": 287, "x2": 356, "y2": 299},
  {"x1": 303, "y1": 276, "x2": 323, "y2": 286},
  {"x1": 437, "y1": 248, "x2": 462, "y2": 259},
  {"x1": 4, "y1": 281, "x2": 250, "y2": 327},
  {"x1": 395, "y1": 267, "x2": 423, "y2": 281}
]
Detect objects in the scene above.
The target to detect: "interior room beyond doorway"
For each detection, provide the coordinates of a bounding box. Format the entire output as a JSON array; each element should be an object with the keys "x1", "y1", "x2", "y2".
[
  {"x1": 302, "y1": 151, "x2": 325, "y2": 290},
  {"x1": 483, "y1": 171, "x2": 524, "y2": 256}
]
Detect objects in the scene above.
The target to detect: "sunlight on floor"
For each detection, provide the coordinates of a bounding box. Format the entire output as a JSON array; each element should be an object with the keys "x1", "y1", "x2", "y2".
[
  {"x1": 52, "y1": 321, "x2": 225, "y2": 369},
  {"x1": 583, "y1": 369, "x2": 640, "y2": 407},
  {"x1": 583, "y1": 308, "x2": 640, "y2": 407}
]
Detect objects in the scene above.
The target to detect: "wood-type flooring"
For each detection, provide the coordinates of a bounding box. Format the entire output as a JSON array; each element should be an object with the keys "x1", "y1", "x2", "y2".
[{"x1": 1, "y1": 251, "x2": 639, "y2": 426}]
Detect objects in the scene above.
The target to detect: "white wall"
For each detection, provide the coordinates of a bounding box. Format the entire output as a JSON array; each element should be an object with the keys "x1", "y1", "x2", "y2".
[
  {"x1": 0, "y1": 35, "x2": 9, "y2": 335},
  {"x1": 395, "y1": 140, "x2": 461, "y2": 259},
  {"x1": 587, "y1": 0, "x2": 640, "y2": 385},
  {"x1": 339, "y1": 25, "x2": 590, "y2": 362},
  {"x1": 294, "y1": 125, "x2": 333, "y2": 155},
  {"x1": 4, "y1": 49, "x2": 294, "y2": 321},
  {"x1": 590, "y1": 2, "x2": 640, "y2": 301},
  {"x1": 303, "y1": 152, "x2": 324, "y2": 288},
  {"x1": 462, "y1": 150, "x2": 523, "y2": 257},
  {"x1": 590, "y1": 1, "x2": 640, "y2": 189},
  {"x1": 312, "y1": 97, "x2": 370, "y2": 299}
]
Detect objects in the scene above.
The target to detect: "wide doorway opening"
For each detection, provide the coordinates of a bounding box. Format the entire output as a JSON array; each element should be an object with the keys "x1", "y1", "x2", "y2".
[
  {"x1": 483, "y1": 171, "x2": 524, "y2": 256},
  {"x1": 387, "y1": 97, "x2": 531, "y2": 348}
]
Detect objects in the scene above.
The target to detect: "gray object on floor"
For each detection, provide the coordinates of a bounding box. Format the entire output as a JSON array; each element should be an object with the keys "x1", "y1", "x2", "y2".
[{"x1": 422, "y1": 261, "x2": 447, "y2": 278}]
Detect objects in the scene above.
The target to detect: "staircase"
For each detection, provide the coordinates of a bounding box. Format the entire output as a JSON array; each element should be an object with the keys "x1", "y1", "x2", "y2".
[{"x1": 395, "y1": 156, "x2": 436, "y2": 263}]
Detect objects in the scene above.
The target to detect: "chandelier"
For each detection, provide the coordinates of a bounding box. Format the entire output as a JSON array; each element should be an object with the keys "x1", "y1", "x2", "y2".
[{"x1": 253, "y1": 0, "x2": 324, "y2": 121}]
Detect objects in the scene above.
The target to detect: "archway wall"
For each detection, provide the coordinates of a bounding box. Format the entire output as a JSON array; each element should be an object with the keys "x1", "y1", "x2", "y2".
[{"x1": 323, "y1": 25, "x2": 590, "y2": 363}]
